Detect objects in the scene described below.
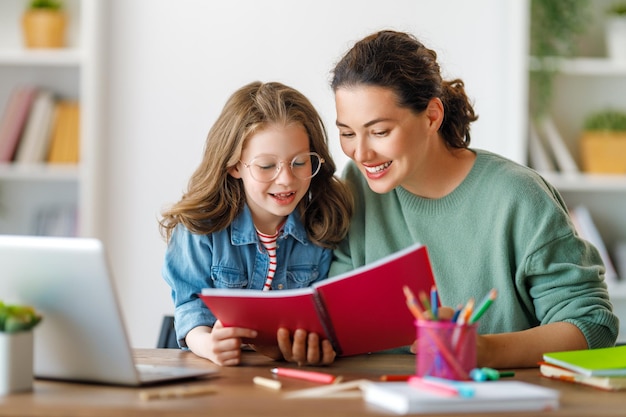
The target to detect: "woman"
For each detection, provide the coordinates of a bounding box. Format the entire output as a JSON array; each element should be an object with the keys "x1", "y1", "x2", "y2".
[{"x1": 327, "y1": 30, "x2": 618, "y2": 368}]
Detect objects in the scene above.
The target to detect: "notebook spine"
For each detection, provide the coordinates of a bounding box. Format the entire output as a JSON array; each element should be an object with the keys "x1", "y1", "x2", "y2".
[{"x1": 312, "y1": 291, "x2": 342, "y2": 356}]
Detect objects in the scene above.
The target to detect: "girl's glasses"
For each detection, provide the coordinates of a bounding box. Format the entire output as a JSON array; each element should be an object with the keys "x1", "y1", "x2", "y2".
[{"x1": 240, "y1": 152, "x2": 324, "y2": 183}]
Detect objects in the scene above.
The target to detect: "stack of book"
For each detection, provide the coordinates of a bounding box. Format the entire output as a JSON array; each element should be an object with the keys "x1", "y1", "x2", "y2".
[
  {"x1": 541, "y1": 345, "x2": 626, "y2": 391},
  {"x1": 0, "y1": 85, "x2": 80, "y2": 165}
]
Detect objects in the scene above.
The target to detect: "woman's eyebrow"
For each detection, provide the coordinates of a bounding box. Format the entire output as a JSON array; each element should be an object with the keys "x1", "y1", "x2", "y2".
[{"x1": 336, "y1": 118, "x2": 393, "y2": 129}]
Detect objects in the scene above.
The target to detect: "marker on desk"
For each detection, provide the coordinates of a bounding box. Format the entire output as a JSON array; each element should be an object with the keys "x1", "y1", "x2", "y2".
[
  {"x1": 470, "y1": 367, "x2": 515, "y2": 382},
  {"x1": 271, "y1": 367, "x2": 337, "y2": 384},
  {"x1": 408, "y1": 375, "x2": 475, "y2": 398}
]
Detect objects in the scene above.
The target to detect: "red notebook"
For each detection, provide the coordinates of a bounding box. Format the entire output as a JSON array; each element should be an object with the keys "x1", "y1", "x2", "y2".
[{"x1": 199, "y1": 243, "x2": 435, "y2": 356}]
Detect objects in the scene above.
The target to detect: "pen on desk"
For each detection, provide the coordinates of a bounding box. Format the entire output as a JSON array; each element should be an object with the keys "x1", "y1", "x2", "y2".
[
  {"x1": 253, "y1": 376, "x2": 282, "y2": 390},
  {"x1": 469, "y1": 288, "x2": 497, "y2": 324},
  {"x1": 379, "y1": 374, "x2": 413, "y2": 381},
  {"x1": 408, "y1": 375, "x2": 475, "y2": 398},
  {"x1": 138, "y1": 384, "x2": 217, "y2": 401},
  {"x1": 271, "y1": 367, "x2": 337, "y2": 384}
]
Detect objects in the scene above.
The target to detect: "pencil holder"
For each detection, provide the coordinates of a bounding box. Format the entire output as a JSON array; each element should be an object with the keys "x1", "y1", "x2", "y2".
[{"x1": 415, "y1": 320, "x2": 477, "y2": 381}]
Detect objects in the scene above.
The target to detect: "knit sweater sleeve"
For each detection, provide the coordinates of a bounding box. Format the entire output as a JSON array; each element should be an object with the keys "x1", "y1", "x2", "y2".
[
  {"x1": 505, "y1": 166, "x2": 619, "y2": 349},
  {"x1": 522, "y1": 228, "x2": 619, "y2": 349}
]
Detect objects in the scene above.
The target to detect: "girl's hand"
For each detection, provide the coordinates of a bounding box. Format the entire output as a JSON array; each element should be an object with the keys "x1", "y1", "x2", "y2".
[
  {"x1": 276, "y1": 328, "x2": 336, "y2": 365},
  {"x1": 185, "y1": 321, "x2": 257, "y2": 366}
]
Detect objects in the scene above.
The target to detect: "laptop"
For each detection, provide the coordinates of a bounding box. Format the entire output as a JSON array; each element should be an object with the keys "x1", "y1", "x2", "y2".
[{"x1": 0, "y1": 234, "x2": 217, "y2": 386}]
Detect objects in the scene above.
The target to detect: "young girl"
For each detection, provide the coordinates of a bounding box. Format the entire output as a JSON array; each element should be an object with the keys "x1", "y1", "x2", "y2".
[
  {"x1": 160, "y1": 81, "x2": 352, "y2": 366},
  {"x1": 326, "y1": 30, "x2": 618, "y2": 368}
]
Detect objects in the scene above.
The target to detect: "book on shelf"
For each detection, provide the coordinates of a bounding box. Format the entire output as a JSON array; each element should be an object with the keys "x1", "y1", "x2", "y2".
[
  {"x1": 14, "y1": 90, "x2": 56, "y2": 164},
  {"x1": 0, "y1": 85, "x2": 39, "y2": 163},
  {"x1": 361, "y1": 380, "x2": 559, "y2": 414},
  {"x1": 543, "y1": 345, "x2": 626, "y2": 377},
  {"x1": 527, "y1": 119, "x2": 556, "y2": 173},
  {"x1": 33, "y1": 205, "x2": 78, "y2": 237},
  {"x1": 569, "y1": 205, "x2": 618, "y2": 284},
  {"x1": 540, "y1": 361, "x2": 626, "y2": 391},
  {"x1": 47, "y1": 100, "x2": 80, "y2": 164},
  {"x1": 199, "y1": 243, "x2": 435, "y2": 357},
  {"x1": 538, "y1": 116, "x2": 579, "y2": 174}
]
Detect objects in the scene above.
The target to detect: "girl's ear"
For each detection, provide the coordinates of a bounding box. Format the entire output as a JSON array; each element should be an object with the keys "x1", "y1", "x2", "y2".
[{"x1": 228, "y1": 163, "x2": 242, "y2": 179}]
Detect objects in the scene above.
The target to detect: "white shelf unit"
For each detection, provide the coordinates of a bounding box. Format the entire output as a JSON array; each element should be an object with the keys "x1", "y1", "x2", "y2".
[
  {"x1": 531, "y1": 59, "x2": 626, "y2": 282},
  {"x1": 527, "y1": 1, "x2": 626, "y2": 341},
  {"x1": 0, "y1": 0, "x2": 103, "y2": 238}
]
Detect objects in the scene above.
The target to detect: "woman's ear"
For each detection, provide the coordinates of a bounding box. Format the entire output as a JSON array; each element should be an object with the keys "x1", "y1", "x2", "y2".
[
  {"x1": 228, "y1": 163, "x2": 242, "y2": 179},
  {"x1": 425, "y1": 97, "x2": 444, "y2": 130}
]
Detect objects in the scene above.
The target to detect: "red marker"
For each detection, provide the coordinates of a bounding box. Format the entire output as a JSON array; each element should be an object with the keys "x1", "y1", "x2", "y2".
[{"x1": 271, "y1": 367, "x2": 337, "y2": 384}]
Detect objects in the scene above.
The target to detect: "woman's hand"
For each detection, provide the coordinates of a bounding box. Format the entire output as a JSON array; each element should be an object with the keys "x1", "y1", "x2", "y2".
[
  {"x1": 185, "y1": 321, "x2": 257, "y2": 366},
  {"x1": 276, "y1": 328, "x2": 336, "y2": 365}
]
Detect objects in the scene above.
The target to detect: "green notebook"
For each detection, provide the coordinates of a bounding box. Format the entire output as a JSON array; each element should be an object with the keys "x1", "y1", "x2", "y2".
[{"x1": 543, "y1": 345, "x2": 626, "y2": 377}]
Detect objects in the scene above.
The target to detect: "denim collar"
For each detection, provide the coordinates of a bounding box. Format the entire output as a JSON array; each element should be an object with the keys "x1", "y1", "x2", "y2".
[{"x1": 230, "y1": 204, "x2": 310, "y2": 246}]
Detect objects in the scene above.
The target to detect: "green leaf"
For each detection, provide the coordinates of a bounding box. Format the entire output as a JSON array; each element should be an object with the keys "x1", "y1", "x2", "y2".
[{"x1": 0, "y1": 301, "x2": 42, "y2": 332}]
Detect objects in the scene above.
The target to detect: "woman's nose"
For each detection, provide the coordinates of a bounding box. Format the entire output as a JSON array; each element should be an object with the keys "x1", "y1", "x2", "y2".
[{"x1": 352, "y1": 137, "x2": 372, "y2": 163}]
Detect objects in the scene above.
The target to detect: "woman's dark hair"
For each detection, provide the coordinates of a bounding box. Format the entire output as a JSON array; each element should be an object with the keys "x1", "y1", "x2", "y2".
[{"x1": 331, "y1": 30, "x2": 478, "y2": 148}]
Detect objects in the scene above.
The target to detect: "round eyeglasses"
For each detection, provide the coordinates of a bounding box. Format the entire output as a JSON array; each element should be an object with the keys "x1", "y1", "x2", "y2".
[{"x1": 240, "y1": 152, "x2": 324, "y2": 183}]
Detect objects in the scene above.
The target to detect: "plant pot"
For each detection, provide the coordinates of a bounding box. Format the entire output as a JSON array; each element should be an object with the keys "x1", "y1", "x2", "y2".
[
  {"x1": 0, "y1": 331, "x2": 34, "y2": 395},
  {"x1": 21, "y1": 9, "x2": 67, "y2": 49},
  {"x1": 605, "y1": 17, "x2": 626, "y2": 62},
  {"x1": 580, "y1": 131, "x2": 626, "y2": 174}
]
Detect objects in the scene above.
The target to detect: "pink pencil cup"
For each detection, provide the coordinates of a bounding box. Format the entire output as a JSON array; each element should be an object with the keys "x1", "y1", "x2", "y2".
[{"x1": 415, "y1": 319, "x2": 477, "y2": 380}]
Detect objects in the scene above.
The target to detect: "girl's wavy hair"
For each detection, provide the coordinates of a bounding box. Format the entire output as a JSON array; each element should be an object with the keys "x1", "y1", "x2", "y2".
[{"x1": 159, "y1": 81, "x2": 353, "y2": 248}]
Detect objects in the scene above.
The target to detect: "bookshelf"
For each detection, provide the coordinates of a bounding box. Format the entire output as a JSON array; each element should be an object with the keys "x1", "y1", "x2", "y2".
[
  {"x1": 0, "y1": 0, "x2": 103, "y2": 237},
  {"x1": 527, "y1": 1, "x2": 626, "y2": 340}
]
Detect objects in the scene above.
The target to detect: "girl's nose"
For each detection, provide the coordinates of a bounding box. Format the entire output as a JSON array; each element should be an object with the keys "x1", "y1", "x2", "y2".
[{"x1": 274, "y1": 161, "x2": 296, "y2": 184}]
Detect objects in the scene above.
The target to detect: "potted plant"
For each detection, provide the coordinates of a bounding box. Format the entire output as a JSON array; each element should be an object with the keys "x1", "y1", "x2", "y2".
[
  {"x1": 605, "y1": 2, "x2": 626, "y2": 61},
  {"x1": 529, "y1": 0, "x2": 592, "y2": 119},
  {"x1": 0, "y1": 301, "x2": 42, "y2": 395},
  {"x1": 21, "y1": 0, "x2": 66, "y2": 49},
  {"x1": 580, "y1": 109, "x2": 626, "y2": 173}
]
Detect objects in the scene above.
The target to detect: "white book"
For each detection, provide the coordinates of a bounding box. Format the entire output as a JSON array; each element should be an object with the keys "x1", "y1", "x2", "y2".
[
  {"x1": 362, "y1": 380, "x2": 559, "y2": 414},
  {"x1": 539, "y1": 116, "x2": 579, "y2": 174},
  {"x1": 528, "y1": 119, "x2": 555, "y2": 173},
  {"x1": 15, "y1": 90, "x2": 55, "y2": 164}
]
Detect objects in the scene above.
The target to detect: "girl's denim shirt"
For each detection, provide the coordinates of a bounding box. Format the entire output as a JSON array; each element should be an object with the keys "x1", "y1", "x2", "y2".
[{"x1": 162, "y1": 204, "x2": 332, "y2": 347}]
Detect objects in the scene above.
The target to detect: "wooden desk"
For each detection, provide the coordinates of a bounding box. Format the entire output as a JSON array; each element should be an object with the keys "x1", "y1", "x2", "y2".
[{"x1": 0, "y1": 349, "x2": 624, "y2": 417}]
